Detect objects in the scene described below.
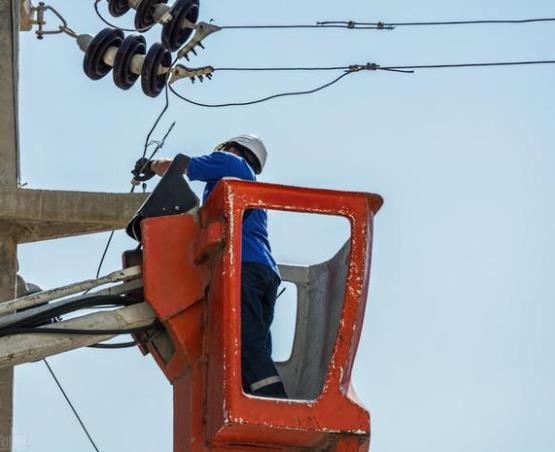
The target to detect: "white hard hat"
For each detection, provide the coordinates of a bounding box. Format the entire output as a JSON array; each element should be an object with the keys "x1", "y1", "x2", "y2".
[{"x1": 217, "y1": 134, "x2": 268, "y2": 174}]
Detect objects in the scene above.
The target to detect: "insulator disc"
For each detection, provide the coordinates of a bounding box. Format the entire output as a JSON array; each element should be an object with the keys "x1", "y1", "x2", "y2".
[
  {"x1": 83, "y1": 28, "x2": 124, "y2": 81},
  {"x1": 113, "y1": 34, "x2": 147, "y2": 90},
  {"x1": 108, "y1": 0, "x2": 130, "y2": 17},
  {"x1": 141, "y1": 42, "x2": 172, "y2": 97},
  {"x1": 161, "y1": 0, "x2": 199, "y2": 51},
  {"x1": 135, "y1": 0, "x2": 169, "y2": 31}
]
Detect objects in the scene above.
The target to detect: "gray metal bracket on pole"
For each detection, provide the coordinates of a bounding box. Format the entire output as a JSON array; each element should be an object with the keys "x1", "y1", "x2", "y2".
[{"x1": 0, "y1": 266, "x2": 142, "y2": 316}]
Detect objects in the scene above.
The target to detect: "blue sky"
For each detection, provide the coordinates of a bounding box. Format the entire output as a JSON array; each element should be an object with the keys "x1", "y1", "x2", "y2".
[{"x1": 13, "y1": 0, "x2": 555, "y2": 451}]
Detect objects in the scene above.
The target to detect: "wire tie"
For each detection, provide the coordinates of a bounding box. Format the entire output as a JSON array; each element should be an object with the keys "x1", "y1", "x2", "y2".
[
  {"x1": 349, "y1": 63, "x2": 380, "y2": 72},
  {"x1": 347, "y1": 20, "x2": 356, "y2": 29}
]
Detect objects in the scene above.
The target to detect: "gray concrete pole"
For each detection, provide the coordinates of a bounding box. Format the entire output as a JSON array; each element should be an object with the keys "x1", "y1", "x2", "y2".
[
  {"x1": 0, "y1": 0, "x2": 19, "y2": 186},
  {"x1": 0, "y1": 238, "x2": 16, "y2": 452},
  {"x1": 0, "y1": 3, "x2": 19, "y2": 449}
]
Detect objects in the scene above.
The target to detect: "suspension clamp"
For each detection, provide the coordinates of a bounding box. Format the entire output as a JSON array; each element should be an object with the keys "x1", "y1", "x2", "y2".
[
  {"x1": 170, "y1": 65, "x2": 215, "y2": 84},
  {"x1": 176, "y1": 21, "x2": 222, "y2": 61}
]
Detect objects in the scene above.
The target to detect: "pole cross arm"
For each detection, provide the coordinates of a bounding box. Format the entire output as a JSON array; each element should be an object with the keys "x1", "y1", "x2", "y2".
[
  {"x1": 0, "y1": 187, "x2": 147, "y2": 242},
  {"x1": 0, "y1": 302, "x2": 156, "y2": 368}
]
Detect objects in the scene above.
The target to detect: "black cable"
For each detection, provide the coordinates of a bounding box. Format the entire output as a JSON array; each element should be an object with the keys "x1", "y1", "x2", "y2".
[
  {"x1": 92, "y1": 2, "x2": 382, "y2": 32},
  {"x1": 94, "y1": 0, "x2": 555, "y2": 33},
  {"x1": 87, "y1": 340, "x2": 141, "y2": 349},
  {"x1": 276, "y1": 286, "x2": 287, "y2": 301},
  {"x1": 338, "y1": 17, "x2": 555, "y2": 28},
  {"x1": 92, "y1": 77, "x2": 176, "y2": 279},
  {"x1": 215, "y1": 66, "x2": 350, "y2": 72},
  {"x1": 8, "y1": 295, "x2": 138, "y2": 330},
  {"x1": 94, "y1": 231, "x2": 115, "y2": 280},
  {"x1": 43, "y1": 359, "x2": 101, "y2": 452},
  {"x1": 214, "y1": 60, "x2": 555, "y2": 72},
  {"x1": 171, "y1": 58, "x2": 555, "y2": 108},
  {"x1": 169, "y1": 70, "x2": 358, "y2": 108},
  {"x1": 141, "y1": 83, "x2": 174, "y2": 160},
  {"x1": 219, "y1": 24, "x2": 383, "y2": 30},
  {"x1": 88, "y1": 324, "x2": 163, "y2": 349},
  {"x1": 218, "y1": 17, "x2": 555, "y2": 30},
  {"x1": 381, "y1": 60, "x2": 555, "y2": 70},
  {"x1": 213, "y1": 65, "x2": 412, "y2": 74},
  {"x1": 0, "y1": 323, "x2": 158, "y2": 337}
]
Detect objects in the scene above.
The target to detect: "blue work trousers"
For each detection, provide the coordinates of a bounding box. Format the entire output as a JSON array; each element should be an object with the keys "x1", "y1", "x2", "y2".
[{"x1": 241, "y1": 262, "x2": 287, "y2": 398}]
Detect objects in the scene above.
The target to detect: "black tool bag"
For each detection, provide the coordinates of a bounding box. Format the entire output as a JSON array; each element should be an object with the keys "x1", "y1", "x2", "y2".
[{"x1": 126, "y1": 154, "x2": 199, "y2": 242}]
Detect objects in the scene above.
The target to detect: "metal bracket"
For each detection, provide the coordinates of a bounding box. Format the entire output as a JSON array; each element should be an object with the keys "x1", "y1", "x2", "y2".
[
  {"x1": 32, "y1": 2, "x2": 79, "y2": 40},
  {"x1": 176, "y1": 21, "x2": 221, "y2": 61},
  {"x1": 0, "y1": 266, "x2": 142, "y2": 316},
  {"x1": 170, "y1": 64, "x2": 214, "y2": 84}
]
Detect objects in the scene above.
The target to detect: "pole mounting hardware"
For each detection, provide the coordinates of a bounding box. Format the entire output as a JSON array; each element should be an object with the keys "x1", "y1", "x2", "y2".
[
  {"x1": 33, "y1": 2, "x2": 79, "y2": 39},
  {"x1": 169, "y1": 64, "x2": 214, "y2": 84}
]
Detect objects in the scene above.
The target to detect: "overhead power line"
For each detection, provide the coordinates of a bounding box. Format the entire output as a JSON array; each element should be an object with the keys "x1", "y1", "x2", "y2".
[
  {"x1": 219, "y1": 23, "x2": 386, "y2": 30},
  {"x1": 318, "y1": 18, "x2": 555, "y2": 29},
  {"x1": 2, "y1": 324, "x2": 158, "y2": 337},
  {"x1": 169, "y1": 70, "x2": 355, "y2": 108},
  {"x1": 218, "y1": 17, "x2": 555, "y2": 30},
  {"x1": 92, "y1": 86, "x2": 176, "y2": 280},
  {"x1": 380, "y1": 60, "x2": 555, "y2": 70},
  {"x1": 212, "y1": 60, "x2": 555, "y2": 72},
  {"x1": 43, "y1": 359, "x2": 101, "y2": 452},
  {"x1": 92, "y1": 0, "x2": 555, "y2": 33},
  {"x1": 169, "y1": 59, "x2": 555, "y2": 108}
]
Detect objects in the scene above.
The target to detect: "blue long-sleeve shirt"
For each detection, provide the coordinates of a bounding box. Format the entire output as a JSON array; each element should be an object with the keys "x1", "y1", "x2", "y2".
[{"x1": 187, "y1": 151, "x2": 279, "y2": 277}]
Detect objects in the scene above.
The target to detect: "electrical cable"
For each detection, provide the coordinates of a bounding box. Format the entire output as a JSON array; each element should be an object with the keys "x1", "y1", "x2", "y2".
[
  {"x1": 7, "y1": 295, "x2": 139, "y2": 330},
  {"x1": 321, "y1": 17, "x2": 555, "y2": 29},
  {"x1": 215, "y1": 66, "x2": 352, "y2": 72},
  {"x1": 88, "y1": 340, "x2": 141, "y2": 349},
  {"x1": 43, "y1": 359, "x2": 101, "y2": 452},
  {"x1": 92, "y1": 77, "x2": 176, "y2": 279},
  {"x1": 206, "y1": 17, "x2": 555, "y2": 30},
  {"x1": 380, "y1": 60, "x2": 555, "y2": 70},
  {"x1": 93, "y1": 0, "x2": 555, "y2": 34},
  {"x1": 276, "y1": 286, "x2": 287, "y2": 301},
  {"x1": 213, "y1": 60, "x2": 555, "y2": 72},
  {"x1": 219, "y1": 23, "x2": 384, "y2": 30},
  {"x1": 213, "y1": 65, "x2": 412, "y2": 74},
  {"x1": 169, "y1": 59, "x2": 555, "y2": 108},
  {"x1": 87, "y1": 327, "x2": 162, "y2": 349},
  {"x1": 169, "y1": 70, "x2": 358, "y2": 108},
  {"x1": 93, "y1": 231, "x2": 115, "y2": 280},
  {"x1": 0, "y1": 323, "x2": 159, "y2": 338},
  {"x1": 92, "y1": 1, "x2": 382, "y2": 32}
]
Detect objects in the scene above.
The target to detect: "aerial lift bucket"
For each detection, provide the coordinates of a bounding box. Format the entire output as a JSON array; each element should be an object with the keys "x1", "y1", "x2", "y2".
[{"x1": 135, "y1": 176, "x2": 382, "y2": 451}]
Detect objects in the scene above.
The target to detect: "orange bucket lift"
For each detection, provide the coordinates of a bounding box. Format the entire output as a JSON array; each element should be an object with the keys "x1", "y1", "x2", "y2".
[{"x1": 138, "y1": 178, "x2": 383, "y2": 451}]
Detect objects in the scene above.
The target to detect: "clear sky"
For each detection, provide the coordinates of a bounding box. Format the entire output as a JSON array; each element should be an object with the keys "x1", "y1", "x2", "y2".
[{"x1": 12, "y1": 0, "x2": 555, "y2": 451}]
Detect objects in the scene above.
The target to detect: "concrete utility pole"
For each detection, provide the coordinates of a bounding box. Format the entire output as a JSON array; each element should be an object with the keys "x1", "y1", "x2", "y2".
[{"x1": 0, "y1": 2, "x2": 147, "y2": 450}]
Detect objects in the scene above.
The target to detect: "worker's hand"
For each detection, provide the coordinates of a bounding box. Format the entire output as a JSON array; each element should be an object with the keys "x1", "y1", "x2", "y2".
[
  {"x1": 151, "y1": 158, "x2": 173, "y2": 177},
  {"x1": 131, "y1": 157, "x2": 155, "y2": 182}
]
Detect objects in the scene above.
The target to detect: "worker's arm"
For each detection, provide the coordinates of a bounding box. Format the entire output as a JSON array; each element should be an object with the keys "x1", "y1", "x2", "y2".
[
  {"x1": 132, "y1": 155, "x2": 192, "y2": 185},
  {"x1": 152, "y1": 152, "x2": 253, "y2": 182}
]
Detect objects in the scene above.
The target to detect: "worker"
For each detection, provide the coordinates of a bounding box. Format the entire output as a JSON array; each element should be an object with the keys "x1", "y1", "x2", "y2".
[{"x1": 134, "y1": 134, "x2": 287, "y2": 399}]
